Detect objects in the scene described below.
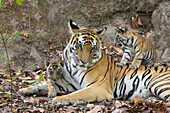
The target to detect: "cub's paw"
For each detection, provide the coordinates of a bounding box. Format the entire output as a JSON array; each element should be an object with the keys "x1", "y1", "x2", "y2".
[
  {"x1": 48, "y1": 92, "x2": 57, "y2": 98},
  {"x1": 116, "y1": 63, "x2": 123, "y2": 66},
  {"x1": 52, "y1": 96, "x2": 69, "y2": 105},
  {"x1": 116, "y1": 61, "x2": 126, "y2": 67},
  {"x1": 129, "y1": 64, "x2": 140, "y2": 68}
]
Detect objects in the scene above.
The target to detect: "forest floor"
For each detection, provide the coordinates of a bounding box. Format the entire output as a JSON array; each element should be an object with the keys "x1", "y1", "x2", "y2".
[{"x1": 0, "y1": 46, "x2": 170, "y2": 113}]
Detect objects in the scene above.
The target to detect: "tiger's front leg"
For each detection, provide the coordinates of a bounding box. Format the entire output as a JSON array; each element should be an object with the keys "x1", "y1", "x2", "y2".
[
  {"x1": 18, "y1": 82, "x2": 48, "y2": 96},
  {"x1": 52, "y1": 85, "x2": 112, "y2": 105},
  {"x1": 130, "y1": 52, "x2": 143, "y2": 68},
  {"x1": 117, "y1": 50, "x2": 131, "y2": 66},
  {"x1": 47, "y1": 79, "x2": 57, "y2": 98}
]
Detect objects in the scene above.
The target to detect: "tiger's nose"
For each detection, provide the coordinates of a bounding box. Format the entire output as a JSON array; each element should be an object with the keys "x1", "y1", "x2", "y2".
[{"x1": 80, "y1": 59, "x2": 88, "y2": 64}]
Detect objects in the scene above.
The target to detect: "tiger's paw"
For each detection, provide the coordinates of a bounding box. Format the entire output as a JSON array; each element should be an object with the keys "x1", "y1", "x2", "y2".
[{"x1": 52, "y1": 96, "x2": 70, "y2": 105}]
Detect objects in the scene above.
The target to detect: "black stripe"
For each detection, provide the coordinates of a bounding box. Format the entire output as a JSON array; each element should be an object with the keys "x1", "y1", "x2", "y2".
[
  {"x1": 165, "y1": 67, "x2": 169, "y2": 72},
  {"x1": 119, "y1": 66, "x2": 129, "y2": 84},
  {"x1": 119, "y1": 65, "x2": 123, "y2": 73},
  {"x1": 142, "y1": 69, "x2": 151, "y2": 81},
  {"x1": 164, "y1": 94, "x2": 170, "y2": 100},
  {"x1": 113, "y1": 83, "x2": 118, "y2": 98},
  {"x1": 119, "y1": 81, "x2": 124, "y2": 97},
  {"x1": 125, "y1": 56, "x2": 130, "y2": 61},
  {"x1": 153, "y1": 73, "x2": 169, "y2": 81},
  {"x1": 135, "y1": 49, "x2": 140, "y2": 53},
  {"x1": 148, "y1": 74, "x2": 170, "y2": 91},
  {"x1": 134, "y1": 44, "x2": 137, "y2": 50},
  {"x1": 119, "y1": 67, "x2": 129, "y2": 92},
  {"x1": 55, "y1": 83, "x2": 65, "y2": 92},
  {"x1": 159, "y1": 68, "x2": 164, "y2": 73},
  {"x1": 134, "y1": 76, "x2": 140, "y2": 91},
  {"x1": 154, "y1": 82, "x2": 170, "y2": 95},
  {"x1": 144, "y1": 74, "x2": 152, "y2": 87},
  {"x1": 101, "y1": 56, "x2": 110, "y2": 82},
  {"x1": 87, "y1": 79, "x2": 98, "y2": 87},
  {"x1": 130, "y1": 68, "x2": 138, "y2": 79},
  {"x1": 135, "y1": 58, "x2": 143, "y2": 60},
  {"x1": 158, "y1": 87, "x2": 170, "y2": 96},
  {"x1": 124, "y1": 51, "x2": 131, "y2": 57},
  {"x1": 110, "y1": 58, "x2": 114, "y2": 89},
  {"x1": 131, "y1": 37, "x2": 134, "y2": 44},
  {"x1": 70, "y1": 47, "x2": 72, "y2": 53},
  {"x1": 69, "y1": 84, "x2": 78, "y2": 90},
  {"x1": 126, "y1": 76, "x2": 139, "y2": 100},
  {"x1": 154, "y1": 66, "x2": 158, "y2": 72},
  {"x1": 73, "y1": 70, "x2": 78, "y2": 76},
  {"x1": 126, "y1": 90, "x2": 134, "y2": 100},
  {"x1": 122, "y1": 84, "x2": 126, "y2": 98},
  {"x1": 143, "y1": 51, "x2": 149, "y2": 59},
  {"x1": 80, "y1": 69, "x2": 93, "y2": 85}
]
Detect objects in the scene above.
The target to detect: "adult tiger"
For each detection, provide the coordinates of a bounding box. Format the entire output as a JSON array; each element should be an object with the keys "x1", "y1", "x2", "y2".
[
  {"x1": 52, "y1": 20, "x2": 170, "y2": 104},
  {"x1": 114, "y1": 27, "x2": 158, "y2": 68},
  {"x1": 19, "y1": 20, "x2": 170, "y2": 104}
]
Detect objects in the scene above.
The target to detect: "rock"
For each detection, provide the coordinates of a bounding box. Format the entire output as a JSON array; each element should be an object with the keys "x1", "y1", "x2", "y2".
[
  {"x1": 0, "y1": 0, "x2": 169, "y2": 70},
  {"x1": 149, "y1": 2, "x2": 170, "y2": 65}
]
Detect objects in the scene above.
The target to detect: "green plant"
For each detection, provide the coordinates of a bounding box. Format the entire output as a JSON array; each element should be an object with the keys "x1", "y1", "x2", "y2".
[
  {"x1": 39, "y1": 74, "x2": 44, "y2": 83},
  {"x1": 16, "y1": 0, "x2": 38, "y2": 8},
  {"x1": 0, "y1": 0, "x2": 1, "y2": 8}
]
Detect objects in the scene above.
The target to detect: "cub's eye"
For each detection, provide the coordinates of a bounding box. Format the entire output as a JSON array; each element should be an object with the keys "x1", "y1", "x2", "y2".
[
  {"x1": 93, "y1": 53, "x2": 97, "y2": 56},
  {"x1": 78, "y1": 43, "x2": 82, "y2": 47},
  {"x1": 122, "y1": 38, "x2": 128, "y2": 42}
]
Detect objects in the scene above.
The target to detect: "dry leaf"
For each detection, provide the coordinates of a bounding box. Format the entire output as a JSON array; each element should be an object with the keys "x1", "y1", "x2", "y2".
[
  {"x1": 131, "y1": 96, "x2": 143, "y2": 104},
  {"x1": 86, "y1": 103, "x2": 95, "y2": 109},
  {"x1": 87, "y1": 105, "x2": 102, "y2": 113},
  {"x1": 115, "y1": 100, "x2": 122, "y2": 108},
  {"x1": 0, "y1": 93, "x2": 9, "y2": 98},
  {"x1": 0, "y1": 103, "x2": 8, "y2": 107},
  {"x1": 113, "y1": 46, "x2": 123, "y2": 56},
  {"x1": 19, "y1": 76, "x2": 32, "y2": 80},
  {"x1": 137, "y1": 18, "x2": 143, "y2": 25}
]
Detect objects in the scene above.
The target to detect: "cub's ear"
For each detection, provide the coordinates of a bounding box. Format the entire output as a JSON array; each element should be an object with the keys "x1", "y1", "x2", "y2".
[
  {"x1": 115, "y1": 27, "x2": 128, "y2": 34},
  {"x1": 45, "y1": 60, "x2": 50, "y2": 68},
  {"x1": 97, "y1": 27, "x2": 107, "y2": 38},
  {"x1": 69, "y1": 19, "x2": 80, "y2": 33}
]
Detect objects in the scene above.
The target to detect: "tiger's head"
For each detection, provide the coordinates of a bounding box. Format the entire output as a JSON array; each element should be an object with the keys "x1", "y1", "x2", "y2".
[
  {"x1": 67, "y1": 19, "x2": 107, "y2": 68},
  {"x1": 115, "y1": 27, "x2": 134, "y2": 48}
]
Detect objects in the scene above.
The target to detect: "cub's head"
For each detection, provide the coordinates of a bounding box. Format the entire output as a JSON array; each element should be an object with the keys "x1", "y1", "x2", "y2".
[
  {"x1": 115, "y1": 27, "x2": 134, "y2": 48},
  {"x1": 46, "y1": 56, "x2": 63, "y2": 81},
  {"x1": 68, "y1": 19, "x2": 107, "y2": 67}
]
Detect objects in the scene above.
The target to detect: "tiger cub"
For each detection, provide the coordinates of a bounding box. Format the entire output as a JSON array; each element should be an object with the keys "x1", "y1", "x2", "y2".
[
  {"x1": 46, "y1": 56, "x2": 63, "y2": 97},
  {"x1": 18, "y1": 57, "x2": 63, "y2": 97},
  {"x1": 115, "y1": 27, "x2": 158, "y2": 68}
]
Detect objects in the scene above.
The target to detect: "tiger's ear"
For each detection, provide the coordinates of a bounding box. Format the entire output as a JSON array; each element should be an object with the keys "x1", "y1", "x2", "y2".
[
  {"x1": 69, "y1": 19, "x2": 80, "y2": 33},
  {"x1": 97, "y1": 27, "x2": 107, "y2": 39}
]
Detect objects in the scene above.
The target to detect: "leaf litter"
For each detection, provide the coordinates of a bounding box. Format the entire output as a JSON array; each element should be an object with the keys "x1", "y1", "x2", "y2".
[{"x1": 0, "y1": 44, "x2": 169, "y2": 113}]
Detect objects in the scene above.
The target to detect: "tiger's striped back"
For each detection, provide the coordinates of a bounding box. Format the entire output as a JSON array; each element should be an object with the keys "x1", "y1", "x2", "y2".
[{"x1": 113, "y1": 64, "x2": 170, "y2": 100}]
